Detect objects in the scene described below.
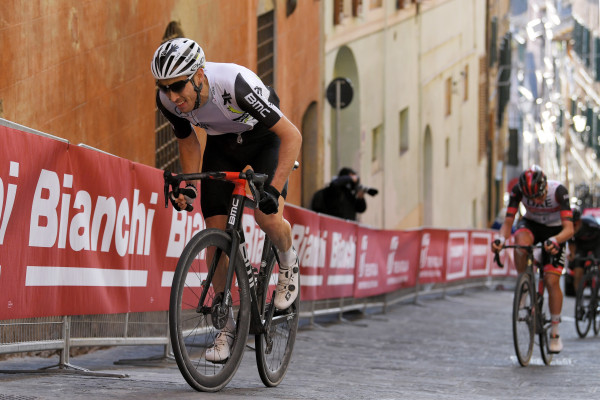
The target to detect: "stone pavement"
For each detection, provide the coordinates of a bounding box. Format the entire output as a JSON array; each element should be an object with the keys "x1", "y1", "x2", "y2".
[{"x1": 0, "y1": 286, "x2": 598, "y2": 400}]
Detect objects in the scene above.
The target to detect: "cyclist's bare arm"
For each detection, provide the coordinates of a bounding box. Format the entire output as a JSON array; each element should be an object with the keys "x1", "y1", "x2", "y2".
[
  {"x1": 543, "y1": 217, "x2": 574, "y2": 255},
  {"x1": 500, "y1": 215, "x2": 515, "y2": 240},
  {"x1": 178, "y1": 132, "x2": 203, "y2": 177},
  {"x1": 492, "y1": 214, "x2": 515, "y2": 252},
  {"x1": 553, "y1": 217, "x2": 574, "y2": 245},
  {"x1": 568, "y1": 242, "x2": 577, "y2": 262},
  {"x1": 171, "y1": 133, "x2": 203, "y2": 210},
  {"x1": 268, "y1": 116, "x2": 302, "y2": 193}
]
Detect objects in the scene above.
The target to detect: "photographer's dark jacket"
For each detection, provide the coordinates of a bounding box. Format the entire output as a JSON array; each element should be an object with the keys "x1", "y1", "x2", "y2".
[{"x1": 311, "y1": 176, "x2": 366, "y2": 221}]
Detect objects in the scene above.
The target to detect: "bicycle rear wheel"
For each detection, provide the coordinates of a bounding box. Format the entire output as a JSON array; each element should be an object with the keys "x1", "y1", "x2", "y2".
[
  {"x1": 169, "y1": 229, "x2": 251, "y2": 392},
  {"x1": 575, "y1": 272, "x2": 594, "y2": 338},
  {"x1": 512, "y1": 274, "x2": 535, "y2": 366},
  {"x1": 255, "y1": 253, "x2": 300, "y2": 387}
]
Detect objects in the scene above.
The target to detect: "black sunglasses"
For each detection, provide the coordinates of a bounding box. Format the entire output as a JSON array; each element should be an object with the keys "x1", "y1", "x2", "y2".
[{"x1": 157, "y1": 74, "x2": 194, "y2": 94}]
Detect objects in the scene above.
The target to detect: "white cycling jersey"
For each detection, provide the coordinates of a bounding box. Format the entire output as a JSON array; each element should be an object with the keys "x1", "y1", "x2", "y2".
[
  {"x1": 157, "y1": 62, "x2": 283, "y2": 138},
  {"x1": 507, "y1": 180, "x2": 570, "y2": 227}
]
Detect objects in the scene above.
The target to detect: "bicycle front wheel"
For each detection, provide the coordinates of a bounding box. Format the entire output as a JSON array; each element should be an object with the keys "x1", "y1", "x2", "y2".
[
  {"x1": 593, "y1": 276, "x2": 600, "y2": 336},
  {"x1": 538, "y1": 296, "x2": 553, "y2": 366},
  {"x1": 169, "y1": 229, "x2": 251, "y2": 392},
  {"x1": 575, "y1": 272, "x2": 594, "y2": 338},
  {"x1": 512, "y1": 273, "x2": 535, "y2": 366},
  {"x1": 255, "y1": 255, "x2": 300, "y2": 387}
]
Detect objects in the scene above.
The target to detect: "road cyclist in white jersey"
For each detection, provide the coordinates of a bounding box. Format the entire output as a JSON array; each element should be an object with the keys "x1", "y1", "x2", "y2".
[
  {"x1": 491, "y1": 165, "x2": 574, "y2": 353},
  {"x1": 151, "y1": 38, "x2": 302, "y2": 362}
]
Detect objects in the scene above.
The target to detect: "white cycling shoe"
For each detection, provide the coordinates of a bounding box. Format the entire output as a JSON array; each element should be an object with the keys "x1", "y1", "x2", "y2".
[
  {"x1": 549, "y1": 334, "x2": 563, "y2": 353},
  {"x1": 205, "y1": 329, "x2": 235, "y2": 363},
  {"x1": 274, "y1": 258, "x2": 299, "y2": 310}
]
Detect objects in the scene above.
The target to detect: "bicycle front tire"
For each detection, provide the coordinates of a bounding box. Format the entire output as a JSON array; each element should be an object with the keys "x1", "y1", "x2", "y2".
[
  {"x1": 512, "y1": 273, "x2": 535, "y2": 366},
  {"x1": 593, "y1": 275, "x2": 600, "y2": 336},
  {"x1": 255, "y1": 255, "x2": 300, "y2": 387},
  {"x1": 538, "y1": 297, "x2": 553, "y2": 365},
  {"x1": 575, "y1": 271, "x2": 594, "y2": 338},
  {"x1": 169, "y1": 229, "x2": 251, "y2": 392}
]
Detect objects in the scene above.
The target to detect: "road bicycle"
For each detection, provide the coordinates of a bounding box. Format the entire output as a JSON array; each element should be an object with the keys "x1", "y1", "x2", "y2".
[
  {"x1": 163, "y1": 169, "x2": 300, "y2": 392},
  {"x1": 494, "y1": 241, "x2": 555, "y2": 366},
  {"x1": 572, "y1": 254, "x2": 600, "y2": 338}
]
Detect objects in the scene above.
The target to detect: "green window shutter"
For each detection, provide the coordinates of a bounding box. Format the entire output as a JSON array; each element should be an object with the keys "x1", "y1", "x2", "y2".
[
  {"x1": 595, "y1": 37, "x2": 600, "y2": 81},
  {"x1": 490, "y1": 17, "x2": 498, "y2": 67}
]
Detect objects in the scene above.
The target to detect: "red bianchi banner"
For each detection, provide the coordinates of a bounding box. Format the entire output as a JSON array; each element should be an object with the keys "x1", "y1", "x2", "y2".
[
  {"x1": 284, "y1": 208, "x2": 359, "y2": 301},
  {"x1": 0, "y1": 125, "x2": 181, "y2": 318},
  {"x1": 283, "y1": 205, "x2": 322, "y2": 301},
  {"x1": 0, "y1": 123, "x2": 504, "y2": 320},
  {"x1": 446, "y1": 231, "x2": 468, "y2": 281},
  {"x1": 354, "y1": 227, "x2": 419, "y2": 298},
  {"x1": 420, "y1": 229, "x2": 448, "y2": 284},
  {"x1": 468, "y1": 231, "x2": 494, "y2": 278}
]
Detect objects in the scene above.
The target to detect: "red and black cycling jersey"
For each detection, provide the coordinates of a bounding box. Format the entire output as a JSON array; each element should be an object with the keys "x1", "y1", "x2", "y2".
[
  {"x1": 156, "y1": 62, "x2": 283, "y2": 139},
  {"x1": 506, "y1": 180, "x2": 572, "y2": 227},
  {"x1": 572, "y1": 215, "x2": 600, "y2": 245},
  {"x1": 569, "y1": 215, "x2": 600, "y2": 270}
]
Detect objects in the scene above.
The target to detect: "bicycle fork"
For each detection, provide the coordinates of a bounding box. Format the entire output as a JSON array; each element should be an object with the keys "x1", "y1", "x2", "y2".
[
  {"x1": 590, "y1": 272, "x2": 599, "y2": 318},
  {"x1": 249, "y1": 237, "x2": 279, "y2": 354}
]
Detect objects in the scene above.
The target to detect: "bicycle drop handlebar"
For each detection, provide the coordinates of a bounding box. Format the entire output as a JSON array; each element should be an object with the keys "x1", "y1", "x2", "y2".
[
  {"x1": 163, "y1": 169, "x2": 269, "y2": 212},
  {"x1": 493, "y1": 240, "x2": 551, "y2": 269}
]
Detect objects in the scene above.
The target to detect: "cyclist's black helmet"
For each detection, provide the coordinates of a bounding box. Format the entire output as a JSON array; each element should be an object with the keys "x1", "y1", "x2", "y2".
[
  {"x1": 572, "y1": 206, "x2": 582, "y2": 222},
  {"x1": 519, "y1": 165, "x2": 547, "y2": 199}
]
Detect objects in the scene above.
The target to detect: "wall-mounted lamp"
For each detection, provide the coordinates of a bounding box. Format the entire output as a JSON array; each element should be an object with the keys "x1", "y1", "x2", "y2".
[{"x1": 573, "y1": 115, "x2": 588, "y2": 133}]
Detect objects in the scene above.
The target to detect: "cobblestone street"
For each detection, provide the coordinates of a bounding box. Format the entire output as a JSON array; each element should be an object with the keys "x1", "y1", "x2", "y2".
[{"x1": 1, "y1": 287, "x2": 597, "y2": 399}]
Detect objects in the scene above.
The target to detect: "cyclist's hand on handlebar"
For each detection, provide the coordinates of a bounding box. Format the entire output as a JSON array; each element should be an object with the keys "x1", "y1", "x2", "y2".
[
  {"x1": 544, "y1": 237, "x2": 560, "y2": 255},
  {"x1": 169, "y1": 184, "x2": 197, "y2": 212},
  {"x1": 491, "y1": 238, "x2": 505, "y2": 253},
  {"x1": 258, "y1": 184, "x2": 280, "y2": 215}
]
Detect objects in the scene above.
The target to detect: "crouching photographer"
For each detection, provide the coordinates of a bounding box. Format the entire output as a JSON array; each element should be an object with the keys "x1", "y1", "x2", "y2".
[{"x1": 310, "y1": 167, "x2": 378, "y2": 221}]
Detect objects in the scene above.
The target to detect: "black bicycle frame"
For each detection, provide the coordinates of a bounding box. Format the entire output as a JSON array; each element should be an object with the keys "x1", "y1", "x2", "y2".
[
  {"x1": 218, "y1": 190, "x2": 258, "y2": 315},
  {"x1": 164, "y1": 169, "x2": 277, "y2": 335},
  {"x1": 219, "y1": 191, "x2": 280, "y2": 336}
]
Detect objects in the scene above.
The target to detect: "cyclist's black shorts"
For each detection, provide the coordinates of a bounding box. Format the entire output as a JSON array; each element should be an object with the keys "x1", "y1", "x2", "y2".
[
  {"x1": 515, "y1": 218, "x2": 566, "y2": 273},
  {"x1": 200, "y1": 125, "x2": 288, "y2": 219}
]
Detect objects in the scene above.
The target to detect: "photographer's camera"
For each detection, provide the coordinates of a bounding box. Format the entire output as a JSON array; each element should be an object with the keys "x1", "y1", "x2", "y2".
[{"x1": 358, "y1": 185, "x2": 378, "y2": 196}]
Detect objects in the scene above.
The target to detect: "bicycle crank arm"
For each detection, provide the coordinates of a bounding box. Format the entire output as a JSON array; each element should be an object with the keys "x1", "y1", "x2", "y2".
[{"x1": 270, "y1": 312, "x2": 298, "y2": 326}]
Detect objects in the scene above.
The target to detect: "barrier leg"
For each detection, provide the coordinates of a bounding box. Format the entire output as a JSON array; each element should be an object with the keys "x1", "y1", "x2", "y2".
[
  {"x1": 114, "y1": 312, "x2": 174, "y2": 366},
  {"x1": 0, "y1": 316, "x2": 128, "y2": 378}
]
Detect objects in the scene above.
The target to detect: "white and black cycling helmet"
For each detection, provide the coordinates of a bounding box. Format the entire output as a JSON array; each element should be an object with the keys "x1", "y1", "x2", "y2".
[{"x1": 151, "y1": 38, "x2": 206, "y2": 80}]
